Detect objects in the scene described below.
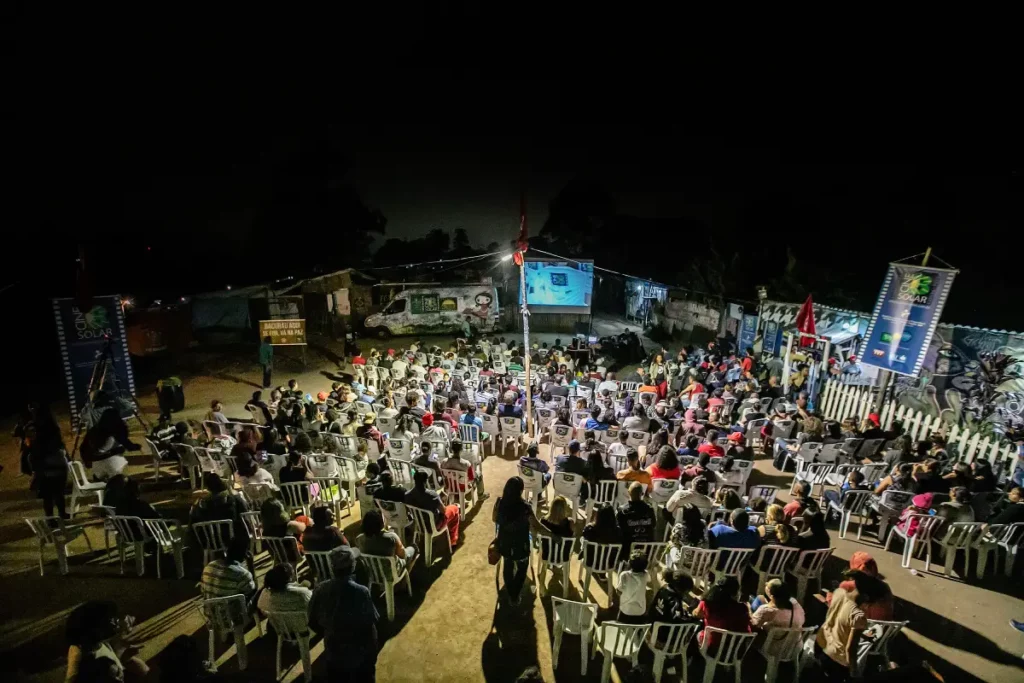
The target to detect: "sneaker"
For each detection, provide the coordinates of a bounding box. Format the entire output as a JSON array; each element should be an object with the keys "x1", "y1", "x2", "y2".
[{"x1": 1010, "y1": 619, "x2": 1024, "y2": 634}]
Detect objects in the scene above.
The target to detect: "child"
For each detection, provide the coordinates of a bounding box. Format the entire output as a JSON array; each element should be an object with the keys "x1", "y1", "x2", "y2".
[
  {"x1": 823, "y1": 469, "x2": 869, "y2": 513},
  {"x1": 650, "y1": 569, "x2": 698, "y2": 625},
  {"x1": 615, "y1": 550, "x2": 650, "y2": 624}
]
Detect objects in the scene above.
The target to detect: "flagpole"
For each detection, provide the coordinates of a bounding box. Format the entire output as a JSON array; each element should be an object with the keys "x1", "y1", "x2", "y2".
[{"x1": 519, "y1": 262, "x2": 533, "y2": 438}]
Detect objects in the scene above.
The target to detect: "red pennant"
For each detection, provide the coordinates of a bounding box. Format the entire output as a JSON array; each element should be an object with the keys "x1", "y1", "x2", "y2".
[{"x1": 795, "y1": 295, "x2": 816, "y2": 347}]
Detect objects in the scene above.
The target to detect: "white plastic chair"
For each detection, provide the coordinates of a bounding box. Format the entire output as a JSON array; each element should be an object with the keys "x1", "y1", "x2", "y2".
[
  {"x1": 500, "y1": 417, "x2": 525, "y2": 456},
  {"x1": 24, "y1": 516, "x2": 92, "y2": 576},
  {"x1": 578, "y1": 540, "x2": 622, "y2": 604},
  {"x1": 586, "y1": 480, "x2": 626, "y2": 518},
  {"x1": 145, "y1": 438, "x2": 167, "y2": 482},
  {"x1": 787, "y1": 547, "x2": 834, "y2": 601},
  {"x1": 827, "y1": 489, "x2": 875, "y2": 539},
  {"x1": 772, "y1": 419, "x2": 795, "y2": 440},
  {"x1": 69, "y1": 460, "x2": 105, "y2": 515},
  {"x1": 306, "y1": 453, "x2": 339, "y2": 478},
  {"x1": 552, "y1": 471, "x2": 584, "y2": 519},
  {"x1": 648, "y1": 622, "x2": 700, "y2": 683},
  {"x1": 408, "y1": 504, "x2": 453, "y2": 567},
  {"x1": 649, "y1": 478, "x2": 680, "y2": 509},
  {"x1": 791, "y1": 463, "x2": 834, "y2": 498},
  {"x1": 855, "y1": 620, "x2": 908, "y2": 677},
  {"x1": 591, "y1": 621, "x2": 651, "y2": 683},
  {"x1": 860, "y1": 462, "x2": 889, "y2": 484},
  {"x1": 387, "y1": 437, "x2": 413, "y2": 460},
  {"x1": 518, "y1": 465, "x2": 546, "y2": 513},
  {"x1": 200, "y1": 594, "x2": 262, "y2": 671},
  {"x1": 885, "y1": 514, "x2": 943, "y2": 571},
  {"x1": 145, "y1": 518, "x2": 186, "y2": 579},
  {"x1": 782, "y1": 442, "x2": 821, "y2": 473},
  {"x1": 375, "y1": 499, "x2": 414, "y2": 541},
  {"x1": 675, "y1": 547, "x2": 720, "y2": 592},
  {"x1": 698, "y1": 627, "x2": 756, "y2": 683},
  {"x1": 193, "y1": 520, "x2": 234, "y2": 566},
  {"x1": 625, "y1": 541, "x2": 669, "y2": 585},
  {"x1": 457, "y1": 423, "x2": 483, "y2": 458},
  {"x1": 265, "y1": 610, "x2": 312, "y2": 682},
  {"x1": 377, "y1": 415, "x2": 396, "y2": 435},
  {"x1": 823, "y1": 463, "x2": 861, "y2": 489},
  {"x1": 242, "y1": 483, "x2": 276, "y2": 508},
  {"x1": 335, "y1": 456, "x2": 366, "y2": 508},
  {"x1": 111, "y1": 516, "x2": 151, "y2": 576},
  {"x1": 240, "y1": 511, "x2": 263, "y2": 555},
  {"x1": 745, "y1": 485, "x2": 779, "y2": 505},
  {"x1": 389, "y1": 458, "x2": 416, "y2": 490},
  {"x1": 549, "y1": 424, "x2": 575, "y2": 459},
  {"x1": 362, "y1": 552, "x2": 416, "y2": 621},
  {"x1": 279, "y1": 482, "x2": 312, "y2": 517},
  {"x1": 871, "y1": 489, "x2": 915, "y2": 541},
  {"x1": 988, "y1": 522, "x2": 1024, "y2": 577},
  {"x1": 264, "y1": 535, "x2": 305, "y2": 573},
  {"x1": 625, "y1": 430, "x2": 650, "y2": 450},
  {"x1": 310, "y1": 476, "x2": 349, "y2": 520},
  {"x1": 551, "y1": 597, "x2": 599, "y2": 676},
  {"x1": 717, "y1": 547, "x2": 755, "y2": 581},
  {"x1": 753, "y1": 544, "x2": 802, "y2": 595},
  {"x1": 536, "y1": 408, "x2": 556, "y2": 435},
  {"x1": 761, "y1": 625, "x2": 816, "y2": 683},
  {"x1": 537, "y1": 534, "x2": 577, "y2": 598},
  {"x1": 937, "y1": 521, "x2": 986, "y2": 578},
  {"x1": 441, "y1": 468, "x2": 477, "y2": 520},
  {"x1": 480, "y1": 414, "x2": 502, "y2": 454}
]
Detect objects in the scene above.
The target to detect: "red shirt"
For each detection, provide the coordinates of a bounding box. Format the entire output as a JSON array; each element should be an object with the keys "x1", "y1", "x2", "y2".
[
  {"x1": 741, "y1": 357, "x2": 753, "y2": 373},
  {"x1": 697, "y1": 599, "x2": 751, "y2": 651},
  {"x1": 783, "y1": 498, "x2": 807, "y2": 523},
  {"x1": 697, "y1": 443, "x2": 725, "y2": 458},
  {"x1": 352, "y1": 357, "x2": 366, "y2": 366},
  {"x1": 647, "y1": 465, "x2": 682, "y2": 480}
]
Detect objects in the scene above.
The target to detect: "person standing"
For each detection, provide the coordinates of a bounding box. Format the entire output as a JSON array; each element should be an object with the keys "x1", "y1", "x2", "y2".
[
  {"x1": 28, "y1": 404, "x2": 69, "y2": 520},
  {"x1": 492, "y1": 476, "x2": 543, "y2": 606},
  {"x1": 259, "y1": 335, "x2": 274, "y2": 389},
  {"x1": 308, "y1": 546, "x2": 380, "y2": 681}
]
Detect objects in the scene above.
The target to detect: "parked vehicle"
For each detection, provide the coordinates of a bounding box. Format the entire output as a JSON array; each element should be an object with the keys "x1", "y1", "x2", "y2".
[{"x1": 363, "y1": 285, "x2": 500, "y2": 338}]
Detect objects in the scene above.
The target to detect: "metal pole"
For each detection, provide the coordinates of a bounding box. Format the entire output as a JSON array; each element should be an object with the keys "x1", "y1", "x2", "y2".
[
  {"x1": 781, "y1": 332, "x2": 794, "y2": 392},
  {"x1": 873, "y1": 247, "x2": 931, "y2": 412},
  {"x1": 519, "y1": 261, "x2": 534, "y2": 438}
]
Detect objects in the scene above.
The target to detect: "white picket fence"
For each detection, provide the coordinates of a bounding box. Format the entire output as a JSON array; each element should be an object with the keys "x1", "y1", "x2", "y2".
[{"x1": 820, "y1": 378, "x2": 1016, "y2": 466}]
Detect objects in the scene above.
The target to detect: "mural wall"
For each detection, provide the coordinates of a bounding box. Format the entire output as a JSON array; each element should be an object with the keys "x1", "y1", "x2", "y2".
[
  {"x1": 893, "y1": 325, "x2": 1024, "y2": 436},
  {"x1": 760, "y1": 300, "x2": 1024, "y2": 436}
]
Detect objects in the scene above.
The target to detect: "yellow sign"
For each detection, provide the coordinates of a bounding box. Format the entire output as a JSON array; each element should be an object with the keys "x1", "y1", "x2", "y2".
[{"x1": 259, "y1": 319, "x2": 307, "y2": 346}]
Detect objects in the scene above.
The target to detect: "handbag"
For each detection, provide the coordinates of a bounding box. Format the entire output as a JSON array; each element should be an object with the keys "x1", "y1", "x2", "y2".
[{"x1": 487, "y1": 538, "x2": 500, "y2": 565}]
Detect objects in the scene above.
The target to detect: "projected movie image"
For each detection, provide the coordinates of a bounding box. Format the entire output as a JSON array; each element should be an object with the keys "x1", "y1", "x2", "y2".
[{"x1": 523, "y1": 259, "x2": 594, "y2": 312}]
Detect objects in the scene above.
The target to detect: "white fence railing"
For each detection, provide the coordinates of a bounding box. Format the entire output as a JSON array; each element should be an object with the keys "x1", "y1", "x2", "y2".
[{"x1": 819, "y1": 378, "x2": 1016, "y2": 466}]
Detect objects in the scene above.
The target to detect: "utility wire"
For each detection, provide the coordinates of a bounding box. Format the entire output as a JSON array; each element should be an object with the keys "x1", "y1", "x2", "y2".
[{"x1": 362, "y1": 250, "x2": 505, "y2": 271}]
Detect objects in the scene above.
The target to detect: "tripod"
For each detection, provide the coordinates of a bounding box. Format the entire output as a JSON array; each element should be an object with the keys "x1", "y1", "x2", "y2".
[{"x1": 70, "y1": 336, "x2": 149, "y2": 459}]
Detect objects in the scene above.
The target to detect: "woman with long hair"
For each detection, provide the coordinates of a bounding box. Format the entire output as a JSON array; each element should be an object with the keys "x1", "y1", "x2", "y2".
[
  {"x1": 667, "y1": 503, "x2": 709, "y2": 569},
  {"x1": 715, "y1": 487, "x2": 744, "y2": 512},
  {"x1": 692, "y1": 575, "x2": 751, "y2": 649},
  {"x1": 491, "y1": 477, "x2": 543, "y2": 606},
  {"x1": 586, "y1": 450, "x2": 615, "y2": 486},
  {"x1": 647, "y1": 445, "x2": 681, "y2": 480},
  {"x1": 542, "y1": 495, "x2": 574, "y2": 537},
  {"x1": 27, "y1": 403, "x2": 69, "y2": 519},
  {"x1": 797, "y1": 510, "x2": 830, "y2": 550}
]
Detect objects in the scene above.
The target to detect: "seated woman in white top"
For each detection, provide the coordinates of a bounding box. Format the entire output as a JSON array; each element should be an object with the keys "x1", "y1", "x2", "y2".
[
  {"x1": 750, "y1": 578, "x2": 806, "y2": 658},
  {"x1": 233, "y1": 451, "x2": 278, "y2": 489}
]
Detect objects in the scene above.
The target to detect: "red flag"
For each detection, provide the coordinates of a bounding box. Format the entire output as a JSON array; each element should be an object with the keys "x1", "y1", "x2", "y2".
[
  {"x1": 516, "y1": 188, "x2": 529, "y2": 254},
  {"x1": 795, "y1": 294, "x2": 816, "y2": 347}
]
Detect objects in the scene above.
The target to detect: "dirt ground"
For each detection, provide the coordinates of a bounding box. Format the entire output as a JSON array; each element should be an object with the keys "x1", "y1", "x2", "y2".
[{"x1": 1, "y1": 326, "x2": 1023, "y2": 682}]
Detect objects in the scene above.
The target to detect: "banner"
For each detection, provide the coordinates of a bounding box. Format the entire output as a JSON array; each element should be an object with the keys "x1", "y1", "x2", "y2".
[
  {"x1": 739, "y1": 314, "x2": 758, "y2": 355},
  {"x1": 860, "y1": 263, "x2": 957, "y2": 377},
  {"x1": 763, "y1": 320, "x2": 780, "y2": 355},
  {"x1": 52, "y1": 295, "x2": 137, "y2": 427},
  {"x1": 259, "y1": 319, "x2": 307, "y2": 346}
]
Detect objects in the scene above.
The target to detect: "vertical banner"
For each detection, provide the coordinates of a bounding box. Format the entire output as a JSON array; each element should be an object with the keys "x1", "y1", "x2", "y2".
[
  {"x1": 763, "y1": 320, "x2": 780, "y2": 355},
  {"x1": 739, "y1": 314, "x2": 758, "y2": 354},
  {"x1": 860, "y1": 264, "x2": 957, "y2": 377},
  {"x1": 52, "y1": 295, "x2": 136, "y2": 427}
]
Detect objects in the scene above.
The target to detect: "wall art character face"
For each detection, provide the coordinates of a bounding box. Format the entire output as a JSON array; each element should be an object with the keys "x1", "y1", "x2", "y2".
[{"x1": 464, "y1": 292, "x2": 493, "y2": 320}]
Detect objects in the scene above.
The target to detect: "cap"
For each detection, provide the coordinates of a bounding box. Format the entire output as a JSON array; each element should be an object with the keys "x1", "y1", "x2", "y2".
[
  {"x1": 568, "y1": 439, "x2": 581, "y2": 453},
  {"x1": 330, "y1": 545, "x2": 361, "y2": 573},
  {"x1": 422, "y1": 413, "x2": 434, "y2": 427},
  {"x1": 868, "y1": 412, "x2": 880, "y2": 426},
  {"x1": 526, "y1": 441, "x2": 539, "y2": 455},
  {"x1": 363, "y1": 412, "x2": 376, "y2": 424},
  {"x1": 727, "y1": 431, "x2": 744, "y2": 442},
  {"x1": 317, "y1": 392, "x2": 328, "y2": 402}
]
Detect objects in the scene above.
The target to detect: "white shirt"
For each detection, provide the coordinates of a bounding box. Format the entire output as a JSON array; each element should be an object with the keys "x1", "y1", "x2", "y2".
[
  {"x1": 666, "y1": 488, "x2": 715, "y2": 515},
  {"x1": 597, "y1": 380, "x2": 618, "y2": 396},
  {"x1": 616, "y1": 570, "x2": 649, "y2": 616},
  {"x1": 235, "y1": 468, "x2": 278, "y2": 489},
  {"x1": 391, "y1": 360, "x2": 408, "y2": 377}
]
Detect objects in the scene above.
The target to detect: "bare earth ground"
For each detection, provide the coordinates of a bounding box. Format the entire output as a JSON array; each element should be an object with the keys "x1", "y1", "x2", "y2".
[{"x1": 1, "y1": 325, "x2": 1023, "y2": 682}]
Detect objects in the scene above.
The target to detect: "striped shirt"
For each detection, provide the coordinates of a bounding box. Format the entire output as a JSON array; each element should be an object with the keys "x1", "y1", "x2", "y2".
[{"x1": 201, "y1": 559, "x2": 255, "y2": 601}]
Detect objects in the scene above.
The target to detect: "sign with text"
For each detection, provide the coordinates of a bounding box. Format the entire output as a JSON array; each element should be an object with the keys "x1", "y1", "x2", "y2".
[
  {"x1": 259, "y1": 319, "x2": 307, "y2": 346},
  {"x1": 763, "y1": 320, "x2": 780, "y2": 355},
  {"x1": 52, "y1": 295, "x2": 137, "y2": 427},
  {"x1": 860, "y1": 263, "x2": 957, "y2": 377},
  {"x1": 739, "y1": 314, "x2": 758, "y2": 355}
]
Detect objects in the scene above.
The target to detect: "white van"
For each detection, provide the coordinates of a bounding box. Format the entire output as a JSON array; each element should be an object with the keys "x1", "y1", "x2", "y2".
[{"x1": 363, "y1": 285, "x2": 500, "y2": 338}]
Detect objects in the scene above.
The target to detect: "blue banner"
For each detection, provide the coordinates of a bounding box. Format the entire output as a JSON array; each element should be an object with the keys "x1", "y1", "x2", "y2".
[
  {"x1": 763, "y1": 320, "x2": 780, "y2": 355},
  {"x1": 52, "y1": 295, "x2": 137, "y2": 426},
  {"x1": 859, "y1": 264, "x2": 957, "y2": 377},
  {"x1": 739, "y1": 314, "x2": 758, "y2": 355}
]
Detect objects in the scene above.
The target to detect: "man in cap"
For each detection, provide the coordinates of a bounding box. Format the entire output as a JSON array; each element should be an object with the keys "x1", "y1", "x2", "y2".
[
  {"x1": 308, "y1": 545, "x2": 380, "y2": 681},
  {"x1": 519, "y1": 441, "x2": 551, "y2": 485}
]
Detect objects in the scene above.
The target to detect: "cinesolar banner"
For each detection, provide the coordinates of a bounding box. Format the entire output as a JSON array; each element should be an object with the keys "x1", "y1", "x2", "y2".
[
  {"x1": 859, "y1": 264, "x2": 957, "y2": 377},
  {"x1": 52, "y1": 295, "x2": 137, "y2": 426}
]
